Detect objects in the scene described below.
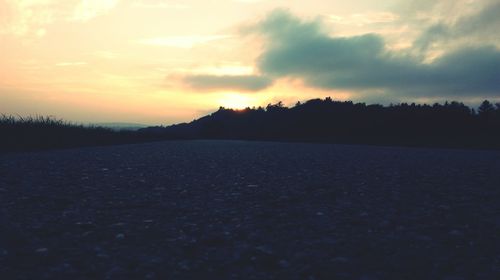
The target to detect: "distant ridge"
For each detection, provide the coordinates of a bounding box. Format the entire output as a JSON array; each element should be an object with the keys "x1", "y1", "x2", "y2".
[
  {"x1": 139, "y1": 98, "x2": 500, "y2": 149},
  {"x1": 91, "y1": 122, "x2": 148, "y2": 131}
]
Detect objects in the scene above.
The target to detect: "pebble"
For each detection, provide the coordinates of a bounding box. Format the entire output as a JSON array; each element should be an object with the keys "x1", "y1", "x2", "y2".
[
  {"x1": 177, "y1": 260, "x2": 190, "y2": 270},
  {"x1": 278, "y1": 195, "x2": 290, "y2": 201},
  {"x1": 279, "y1": 260, "x2": 290, "y2": 268},
  {"x1": 443, "y1": 276, "x2": 465, "y2": 280},
  {"x1": 438, "y1": 204, "x2": 451, "y2": 210},
  {"x1": 379, "y1": 220, "x2": 390, "y2": 227},
  {"x1": 360, "y1": 275, "x2": 380, "y2": 280},
  {"x1": 106, "y1": 266, "x2": 125, "y2": 277},
  {"x1": 36, "y1": 248, "x2": 48, "y2": 253},
  {"x1": 332, "y1": 257, "x2": 349, "y2": 263},
  {"x1": 256, "y1": 245, "x2": 273, "y2": 255},
  {"x1": 415, "y1": 235, "x2": 433, "y2": 242},
  {"x1": 449, "y1": 230, "x2": 464, "y2": 236},
  {"x1": 75, "y1": 221, "x2": 93, "y2": 226},
  {"x1": 50, "y1": 263, "x2": 72, "y2": 273}
]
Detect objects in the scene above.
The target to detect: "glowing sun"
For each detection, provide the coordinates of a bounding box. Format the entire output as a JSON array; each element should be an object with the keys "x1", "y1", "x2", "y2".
[{"x1": 218, "y1": 93, "x2": 252, "y2": 110}]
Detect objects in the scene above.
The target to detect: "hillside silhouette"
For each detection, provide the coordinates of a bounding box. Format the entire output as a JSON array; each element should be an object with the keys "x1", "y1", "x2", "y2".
[
  {"x1": 140, "y1": 98, "x2": 500, "y2": 149},
  {"x1": 3, "y1": 99, "x2": 500, "y2": 152}
]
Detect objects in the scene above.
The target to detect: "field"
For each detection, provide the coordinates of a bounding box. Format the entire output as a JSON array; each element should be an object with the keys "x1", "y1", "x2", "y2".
[{"x1": 1, "y1": 140, "x2": 499, "y2": 279}]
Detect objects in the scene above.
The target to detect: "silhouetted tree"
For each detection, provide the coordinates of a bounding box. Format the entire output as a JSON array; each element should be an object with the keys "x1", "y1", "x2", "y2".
[
  {"x1": 137, "y1": 98, "x2": 500, "y2": 149},
  {"x1": 479, "y1": 100, "x2": 495, "y2": 116}
]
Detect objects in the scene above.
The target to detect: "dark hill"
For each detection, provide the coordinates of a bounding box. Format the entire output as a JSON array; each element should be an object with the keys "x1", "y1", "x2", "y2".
[{"x1": 140, "y1": 98, "x2": 500, "y2": 149}]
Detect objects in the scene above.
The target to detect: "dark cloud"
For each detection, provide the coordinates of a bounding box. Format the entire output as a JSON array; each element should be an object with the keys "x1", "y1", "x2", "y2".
[
  {"x1": 412, "y1": 23, "x2": 449, "y2": 54},
  {"x1": 251, "y1": 9, "x2": 500, "y2": 98},
  {"x1": 413, "y1": 1, "x2": 500, "y2": 53},
  {"x1": 183, "y1": 74, "x2": 273, "y2": 92},
  {"x1": 180, "y1": 8, "x2": 500, "y2": 99}
]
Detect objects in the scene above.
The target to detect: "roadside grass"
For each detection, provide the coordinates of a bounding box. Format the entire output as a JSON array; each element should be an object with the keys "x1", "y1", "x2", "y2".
[{"x1": 0, "y1": 115, "x2": 154, "y2": 152}]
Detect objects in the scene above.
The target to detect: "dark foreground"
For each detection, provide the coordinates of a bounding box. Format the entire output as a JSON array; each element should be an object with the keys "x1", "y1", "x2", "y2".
[{"x1": 1, "y1": 141, "x2": 499, "y2": 279}]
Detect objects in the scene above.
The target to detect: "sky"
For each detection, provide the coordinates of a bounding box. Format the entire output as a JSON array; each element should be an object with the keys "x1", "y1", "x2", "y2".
[{"x1": 1, "y1": 0, "x2": 499, "y2": 124}]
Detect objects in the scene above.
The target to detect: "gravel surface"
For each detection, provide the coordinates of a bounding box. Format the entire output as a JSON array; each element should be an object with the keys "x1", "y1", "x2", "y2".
[{"x1": 1, "y1": 140, "x2": 499, "y2": 279}]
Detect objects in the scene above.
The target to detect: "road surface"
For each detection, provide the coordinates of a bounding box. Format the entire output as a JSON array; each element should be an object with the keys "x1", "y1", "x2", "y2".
[{"x1": 1, "y1": 140, "x2": 499, "y2": 279}]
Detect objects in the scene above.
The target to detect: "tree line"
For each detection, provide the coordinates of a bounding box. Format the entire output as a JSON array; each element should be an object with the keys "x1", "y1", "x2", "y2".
[
  {"x1": 141, "y1": 98, "x2": 500, "y2": 149},
  {"x1": 3, "y1": 99, "x2": 500, "y2": 152}
]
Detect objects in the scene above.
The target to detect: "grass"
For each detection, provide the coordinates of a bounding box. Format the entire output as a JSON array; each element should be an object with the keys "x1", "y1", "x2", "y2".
[{"x1": 0, "y1": 115, "x2": 155, "y2": 152}]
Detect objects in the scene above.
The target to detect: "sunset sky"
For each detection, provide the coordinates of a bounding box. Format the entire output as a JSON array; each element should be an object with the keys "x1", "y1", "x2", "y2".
[{"x1": 1, "y1": 0, "x2": 499, "y2": 124}]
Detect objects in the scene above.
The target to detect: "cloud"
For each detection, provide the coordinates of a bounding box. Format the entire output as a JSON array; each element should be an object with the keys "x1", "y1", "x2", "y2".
[
  {"x1": 138, "y1": 35, "x2": 231, "y2": 48},
  {"x1": 233, "y1": 0, "x2": 269, "y2": 3},
  {"x1": 0, "y1": 0, "x2": 119, "y2": 36},
  {"x1": 185, "y1": 65, "x2": 254, "y2": 76},
  {"x1": 93, "y1": 50, "x2": 119, "y2": 59},
  {"x1": 326, "y1": 12, "x2": 399, "y2": 26},
  {"x1": 0, "y1": 0, "x2": 54, "y2": 36},
  {"x1": 131, "y1": 0, "x2": 188, "y2": 9},
  {"x1": 413, "y1": 1, "x2": 500, "y2": 53},
  {"x1": 71, "y1": 0, "x2": 119, "y2": 22},
  {"x1": 183, "y1": 74, "x2": 273, "y2": 92},
  {"x1": 394, "y1": 0, "x2": 481, "y2": 23},
  {"x1": 55, "y1": 62, "x2": 88, "y2": 67},
  {"x1": 248, "y1": 9, "x2": 500, "y2": 98}
]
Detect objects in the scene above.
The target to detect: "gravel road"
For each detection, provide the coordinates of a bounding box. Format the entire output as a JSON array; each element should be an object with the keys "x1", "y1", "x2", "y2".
[{"x1": 1, "y1": 140, "x2": 499, "y2": 279}]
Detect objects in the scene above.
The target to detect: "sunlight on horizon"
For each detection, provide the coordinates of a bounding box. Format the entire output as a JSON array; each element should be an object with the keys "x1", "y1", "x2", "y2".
[{"x1": 218, "y1": 93, "x2": 258, "y2": 110}]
